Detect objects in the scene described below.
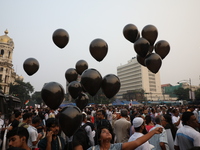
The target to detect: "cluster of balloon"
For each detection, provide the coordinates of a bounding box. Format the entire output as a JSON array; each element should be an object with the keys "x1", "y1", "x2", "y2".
[
  {"x1": 123, "y1": 24, "x2": 170, "y2": 74},
  {"x1": 59, "y1": 106, "x2": 82, "y2": 137},
  {"x1": 89, "y1": 38, "x2": 108, "y2": 62},
  {"x1": 68, "y1": 81, "x2": 82, "y2": 99},
  {"x1": 41, "y1": 82, "x2": 64, "y2": 110},
  {"x1": 81, "y1": 68, "x2": 102, "y2": 96},
  {"x1": 52, "y1": 29, "x2": 69, "y2": 49},
  {"x1": 75, "y1": 60, "x2": 88, "y2": 75},
  {"x1": 75, "y1": 92, "x2": 89, "y2": 110},
  {"x1": 65, "y1": 68, "x2": 78, "y2": 83},
  {"x1": 23, "y1": 58, "x2": 39, "y2": 76},
  {"x1": 101, "y1": 74, "x2": 121, "y2": 99}
]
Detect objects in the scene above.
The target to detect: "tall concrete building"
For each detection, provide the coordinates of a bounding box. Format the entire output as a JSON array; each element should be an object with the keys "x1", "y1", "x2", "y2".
[
  {"x1": 117, "y1": 57, "x2": 164, "y2": 101},
  {"x1": 0, "y1": 30, "x2": 21, "y2": 94}
]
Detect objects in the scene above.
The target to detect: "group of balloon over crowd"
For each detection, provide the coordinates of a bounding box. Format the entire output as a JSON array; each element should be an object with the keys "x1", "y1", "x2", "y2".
[{"x1": 22, "y1": 24, "x2": 170, "y2": 138}]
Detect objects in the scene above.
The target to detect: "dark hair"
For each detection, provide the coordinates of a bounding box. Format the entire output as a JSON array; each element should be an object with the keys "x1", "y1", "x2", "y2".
[
  {"x1": 182, "y1": 112, "x2": 194, "y2": 125},
  {"x1": 22, "y1": 113, "x2": 30, "y2": 120},
  {"x1": 121, "y1": 109, "x2": 128, "y2": 117},
  {"x1": 97, "y1": 110, "x2": 106, "y2": 118},
  {"x1": 32, "y1": 117, "x2": 41, "y2": 124},
  {"x1": 14, "y1": 111, "x2": 21, "y2": 118},
  {"x1": 172, "y1": 109, "x2": 178, "y2": 114},
  {"x1": 7, "y1": 127, "x2": 29, "y2": 143},
  {"x1": 82, "y1": 113, "x2": 87, "y2": 121},
  {"x1": 46, "y1": 118, "x2": 59, "y2": 128},
  {"x1": 95, "y1": 126, "x2": 115, "y2": 145},
  {"x1": 145, "y1": 115, "x2": 152, "y2": 125},
  {"x1": 155, "y1": 115, "x2": 162, "y2": 124},
  {"x1": 163, "y1": 114, "x2": 172, "y2": 124}
]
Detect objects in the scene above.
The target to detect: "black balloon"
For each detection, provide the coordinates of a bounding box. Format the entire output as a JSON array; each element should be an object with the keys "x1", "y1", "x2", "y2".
[
  {"x1": 75, "y1": 92, "x2": 89, "y2": 110},
  {"x1": 75, "y1": 60, "x2": 88, "y2": 75},
  {"x1": 81, "y1": 68, "x2": 102, "y2": 96},
  {"x1": 155, "y1": 40, "x2": 170, "y2": 59},
  {"x1": 23, "y1": 58, "x2": 39, "y2": 76},
  {"x1": 123, "y1": 24, "x2": 139, "y2": 43},
  {"x1": 142, "y1": 25, "x2": 158, "y2": 46},
  {"x1": 68, "y1": 81, "x2": 82, "y2": 99},
  {"x1": 101, "y1": 74, "x2": 121, "y2": 99},
  {"x1": 59, "y1": 106, "x2": 82, "y2": 137},
  {"x1": 41, "y1": 82, "x2": 64, "y2": 110},
  {"x1": 136, "y1": 54, "x2": 146, "y2": 67},
  {"x1": 65, "y1": 68, "x2": 78, "y2": 83},
  {"x1": 52, "y1": 29, "x2": 69, "y2": 49},
  {"x1": 89, "y1": 39, "x2": 108, "y2": 62},
  {"x1": 145, "y1": 53, "x2": 162, "y2": 73},
  {"x1": 134, "y1": 38, "x2": 150, "y2": 58}
]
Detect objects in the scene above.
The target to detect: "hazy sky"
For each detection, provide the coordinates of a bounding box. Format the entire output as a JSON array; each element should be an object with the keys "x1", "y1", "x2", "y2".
[{"x1": 1, "y1": 1, "x2": 200, "y2": 92}]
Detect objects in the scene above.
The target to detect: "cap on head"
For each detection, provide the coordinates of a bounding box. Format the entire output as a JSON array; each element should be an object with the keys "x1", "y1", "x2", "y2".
[{"x1": 132, "y1": 117, "x2": 144, "y2": 128}]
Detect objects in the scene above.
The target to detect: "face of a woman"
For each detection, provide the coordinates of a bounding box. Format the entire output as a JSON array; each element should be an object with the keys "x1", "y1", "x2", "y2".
[{"x1": 100, "y1": 128, "x2": 112, "y2": 142}]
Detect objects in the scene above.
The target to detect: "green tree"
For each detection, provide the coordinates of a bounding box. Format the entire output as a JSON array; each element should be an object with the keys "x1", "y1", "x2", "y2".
[
  {"x1": 195, "y1": 88, "x2": 200, "y2": 100},
  {"x1": 9, "y1": 79, "x2": 34, "y2": 105},
  {"x1": 89, "y1": 89, "x2": 115, "y2": 104},
  {"x1": 32, "y1": 91, "x2": 43, "y2": 104},
  {"x1": 174, "y1": 87, "x2": 190, "y2": 100},
  {"x1": 123, "y1": 89, "x2": 145, "y2": 102},
  {"x1": 70, "y1": 89, "x2": 115, "y2": 104}
]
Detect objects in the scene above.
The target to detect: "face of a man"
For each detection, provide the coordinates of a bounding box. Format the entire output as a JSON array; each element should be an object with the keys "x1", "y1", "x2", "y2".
[
  {"x1": 96, "y1": 112, "x2": 104, "y2": 120},
  {"x1": 8, "y1": 135, "x2": 24, "y2": 148},
  {"x1": 188, "y1": 115, "x2": 199, "y2": 129},
  {"x1": 50, "y1": 125, "x2": 60, "y2": 135},
  {"x1": 161, "y1": 116, "x2": 167, "y2": 127}
]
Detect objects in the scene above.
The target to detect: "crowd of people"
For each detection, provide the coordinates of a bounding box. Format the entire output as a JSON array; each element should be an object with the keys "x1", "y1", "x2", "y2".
[{"x1": 0, "y1": 104, "x2": 200, "y2": 150}]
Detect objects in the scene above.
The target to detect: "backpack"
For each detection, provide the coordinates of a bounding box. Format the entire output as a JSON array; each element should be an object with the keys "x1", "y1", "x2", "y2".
[{"x1": 65, "y1": 124, "x2": 90, "y2": 150}]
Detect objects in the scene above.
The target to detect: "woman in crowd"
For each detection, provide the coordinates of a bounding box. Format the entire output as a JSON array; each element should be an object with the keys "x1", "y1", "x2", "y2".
[{"x1": 87, "y1": 125, "x2": 163, "y2": 150}]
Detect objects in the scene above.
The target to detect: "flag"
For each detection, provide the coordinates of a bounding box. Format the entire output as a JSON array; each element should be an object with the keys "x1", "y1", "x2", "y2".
[{"x1": 24, "y1": 100, "x2": 30, "y2": 105}]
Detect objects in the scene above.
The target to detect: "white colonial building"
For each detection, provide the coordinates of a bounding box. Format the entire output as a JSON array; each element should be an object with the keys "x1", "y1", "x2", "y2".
[
  {"x1": 117, "y1": 57, "x2": 171, "y2": 101},
  {"x1": 0, "y1": 30, "x2": 22, "y2": 94}
]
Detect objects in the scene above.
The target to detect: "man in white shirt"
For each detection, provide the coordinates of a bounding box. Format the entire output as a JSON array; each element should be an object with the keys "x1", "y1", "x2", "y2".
[
  {"x1": 128, "y1": 117, "x2": 152, "y2": 150},
  {"x1": 27, "y1": 116, "x2": 42, "y2": 149},
  {"x1": 172, "y1": 109, "x2": 183, "y2": 129},
  {"x1": 174, "y1": 111, "x2": 200, "y2": 150}
]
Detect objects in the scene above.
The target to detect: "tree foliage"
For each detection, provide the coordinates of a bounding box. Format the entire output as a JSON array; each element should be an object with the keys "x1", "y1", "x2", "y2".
[
  {"x1": 174, "y1": 87, "x2": 190, "y2": 100},
  {"x1": 69, "y1": 89, "x2": 115, "y2": 104},
  {"x1": 9, "y1": 79, "x2": 34, "y2": 104},
  {"x1": 123, "y1": 89, "x2": 145, "y2": 102},
  {"x1": 32, "y1": 91, "x2": 43, "y2": 104},
  {"x1": 195, "y1": 88, "x2": 200, "y2": 100}
]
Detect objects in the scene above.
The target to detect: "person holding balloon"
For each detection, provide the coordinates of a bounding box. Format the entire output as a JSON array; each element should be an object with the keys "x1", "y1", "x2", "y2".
[{"x1": 87, "y1": 125, "x2": 163, "y2": 150}]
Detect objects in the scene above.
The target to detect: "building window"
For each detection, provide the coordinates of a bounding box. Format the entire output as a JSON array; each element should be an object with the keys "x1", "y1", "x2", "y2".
[
  {"x1": 0, "y1": 68, "x2": 3, "y2": 72},
  {"x1": 1, "y1": 49, "x2": 4, "y2": 56},
  {"x1": 8, "y1": 52, "x2": 11, "y2": 58},
  {"x1": 0, "y1": 74, "x2": 2, "y2": 82}
]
